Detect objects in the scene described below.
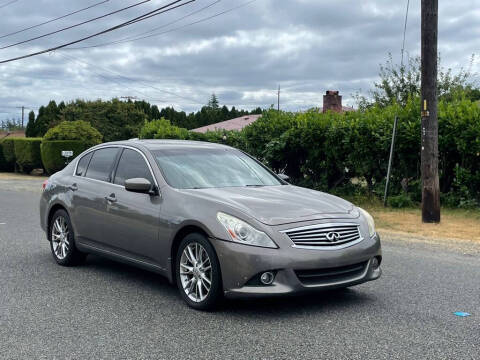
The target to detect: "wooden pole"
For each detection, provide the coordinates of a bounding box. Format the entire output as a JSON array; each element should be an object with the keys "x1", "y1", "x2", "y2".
[{"x1": 421, "y1": 0, "x2": 440, "y2": 223}]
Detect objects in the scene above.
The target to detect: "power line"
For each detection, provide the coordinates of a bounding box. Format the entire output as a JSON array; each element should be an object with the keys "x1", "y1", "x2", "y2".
[
  {"x1": 0, "y1": 0, "x2": 110, "y2": 40},
  {"x1": 0, "y1": 0, "x2": 194, "y2": 64},
  {"x1": 400, "y1": 0, "x2": 410, "y2": 68},
  {"x1": 74, "y1": 0, "x2": 221, "y2": 49},
  {"x1": 67, "y1": 0, "x2": 259, "y2": 50},
  {"x1": 0, "y1": 0, "x2": 151, "y2": 50},
  {"x1": 383, "y1": 0, "x2": 411, "y2": 207},
  {"x1": 0, "y1": 0, "x2": 19, "y2": 10},
  {"x1": 57, "y1": 52, "x2": 202, "y2": 105}
]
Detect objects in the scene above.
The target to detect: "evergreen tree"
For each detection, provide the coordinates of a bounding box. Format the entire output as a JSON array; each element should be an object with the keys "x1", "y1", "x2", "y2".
[
  {"x1": 207, "y1": 94, "x2": 219, "y2": 110},
  {"x1": 25, "y1": 110, "x2": 36, "y2": 137}
]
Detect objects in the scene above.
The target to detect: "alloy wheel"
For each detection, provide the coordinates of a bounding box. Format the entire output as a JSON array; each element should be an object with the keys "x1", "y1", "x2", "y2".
[
  {"x1": 51, "y1": 216, "x2": 70, "y2": 260},
  {"x1": 179, "y1": 242, "x2": 212, "y2": 303}
]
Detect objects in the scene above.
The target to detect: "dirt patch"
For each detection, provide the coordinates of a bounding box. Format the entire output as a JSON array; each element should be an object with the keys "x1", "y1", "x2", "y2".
[{"x1": 370, "y1": 208, "x2": 480, "y2": 242}]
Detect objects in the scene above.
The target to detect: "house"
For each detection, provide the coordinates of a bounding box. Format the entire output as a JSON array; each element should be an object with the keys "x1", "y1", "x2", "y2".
[
  {"x1": 191, "y1": 114, "x2": 262, "y2": 133},
  {"x1": 191, "y1": 91, "x2": 353, "y2": 133}
]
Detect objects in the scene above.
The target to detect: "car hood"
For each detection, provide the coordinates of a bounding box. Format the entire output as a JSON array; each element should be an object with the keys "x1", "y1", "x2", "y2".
[{"x1": 179, "y1": 185, "x2": 357, "y2": 226}]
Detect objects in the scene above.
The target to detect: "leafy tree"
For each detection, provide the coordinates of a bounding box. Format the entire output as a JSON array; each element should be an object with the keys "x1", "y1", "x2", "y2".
[
  {"x1": 43, "y1": 120, "x2": 103, "y2": 147},
  {"x1": 358, "y1": 54, "x2": 478, "y2": 108}
]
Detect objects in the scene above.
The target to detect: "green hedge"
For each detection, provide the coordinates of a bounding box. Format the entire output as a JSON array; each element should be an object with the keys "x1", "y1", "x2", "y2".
[
  {"x1": 140, "y1": 95, "x2": 480, "y2": 207},
  {"x1": 0, "y1": 138, "x2": 15, "y2": 171},
  {"x1": 13, "y1": 138, "x2": 43, "y2": 173},
  {"x1": 41, "y1": 140, "x2": 91, "y2": 175}
]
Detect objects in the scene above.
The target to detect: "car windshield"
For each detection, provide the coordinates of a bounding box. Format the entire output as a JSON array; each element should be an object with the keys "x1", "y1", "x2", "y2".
[{"x1": 152, "y1": 148, "x2": 282, "y2": 189}]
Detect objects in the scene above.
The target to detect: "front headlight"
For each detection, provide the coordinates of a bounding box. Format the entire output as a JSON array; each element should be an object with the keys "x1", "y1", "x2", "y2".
[
  {"x1": 358, "y1": 207, "x2": 376, "y2": 238},
  {"x1": 216, "y1": 212, "x2": 278, "y2": 248}
]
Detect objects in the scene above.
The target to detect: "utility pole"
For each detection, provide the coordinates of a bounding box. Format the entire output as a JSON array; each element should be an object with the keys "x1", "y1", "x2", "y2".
[
  {"x1": 15, "y1": 105, "x2": 25, "y2": 128},
  {"x1": 277, "y1": 85, "x2": 280, "y2": 111},
  {"x1": 421, "y1": 0, "x2": 440, "y2": 223}
]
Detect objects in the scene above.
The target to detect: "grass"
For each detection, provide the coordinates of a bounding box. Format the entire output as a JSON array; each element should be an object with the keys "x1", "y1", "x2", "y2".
[{"x1": 347, "y1": 195, "x2": 480, "y2": 242}]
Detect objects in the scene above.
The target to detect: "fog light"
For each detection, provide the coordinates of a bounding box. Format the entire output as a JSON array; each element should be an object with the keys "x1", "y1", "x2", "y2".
[
  {"x1": 371, "y1": 257, "x2": 380, "y2": 270},
  {"x1": 260, "y1": 271, "x2": 275, "y2": 285}
]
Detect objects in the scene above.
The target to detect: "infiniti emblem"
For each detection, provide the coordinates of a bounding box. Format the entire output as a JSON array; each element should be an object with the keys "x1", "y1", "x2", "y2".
[{"x1": 326, "y1": 231, "x2": 341, "y2": 242}]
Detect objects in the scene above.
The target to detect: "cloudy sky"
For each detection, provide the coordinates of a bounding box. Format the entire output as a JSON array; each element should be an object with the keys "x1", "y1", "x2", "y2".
[{"x1": 0, "y1": 0, "x2": 479, "y2": 121}]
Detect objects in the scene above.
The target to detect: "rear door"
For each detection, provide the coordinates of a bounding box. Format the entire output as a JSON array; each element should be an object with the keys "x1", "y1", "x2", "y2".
[
  {"x1": 70, "y1": 147, "x2": 120, "y2": 247},
  {"x1": 104, "y1": 148, "x2": 162, "y2": 264}
]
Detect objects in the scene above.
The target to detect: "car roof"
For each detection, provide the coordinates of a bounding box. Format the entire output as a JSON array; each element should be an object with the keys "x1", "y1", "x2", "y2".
[{"x1": 100, "y1": 139, "x2": 232, "y2": 151}]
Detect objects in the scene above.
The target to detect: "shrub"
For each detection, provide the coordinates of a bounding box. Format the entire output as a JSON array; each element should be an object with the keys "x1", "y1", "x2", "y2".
[
  {"x1": 0, "y1": 138, "x2": 16, "y2": 171},
  {"x1": 388, "y1": 194, "x2": 415, "y2": 208},
  {"x1": 139, "y1": 118, "x2": 190, "y2": 139},
  {"x1": 13, "y1": 138, "x2": 43, "y2": 173},
  {"x1": 43, "y1": 120, "x2": 102, "y2": 147},
  {"x1": 41, "y1": 140, "x2": 92, "y2": 175}
]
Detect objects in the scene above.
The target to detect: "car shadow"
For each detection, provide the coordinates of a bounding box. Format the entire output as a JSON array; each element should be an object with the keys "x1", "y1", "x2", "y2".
[
  {"x1": 219, "y1": 288, "x2": 376, "y2": 317},
  {"x1": 78, "y1": 254, "x2": 377, "y2": 316}
]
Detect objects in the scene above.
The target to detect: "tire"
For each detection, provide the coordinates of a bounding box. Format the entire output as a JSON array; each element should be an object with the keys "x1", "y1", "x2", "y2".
[
  {"x1": 175, "y1": 233, "x2": 222, "y2": 310},
  {"x1": 49, "y1": 209, "x2": 86, "y2": 266}
]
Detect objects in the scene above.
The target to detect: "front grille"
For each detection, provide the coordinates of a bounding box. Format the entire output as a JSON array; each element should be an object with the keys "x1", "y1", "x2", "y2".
[
  {"x1": 295, "y1": 261, "x2": 368, "y2": 285},
  {"x1": 282, "y1": 223, "x2": 363, "y2": 249}
]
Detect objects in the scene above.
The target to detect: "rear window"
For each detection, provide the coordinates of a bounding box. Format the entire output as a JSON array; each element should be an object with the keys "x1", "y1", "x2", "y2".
[
  {"x1": 75, "y1": 152, "x2": 93, "y2": 177},
  {"x1": 85, "y1": 148, "x2": 119, "y2": 182}
]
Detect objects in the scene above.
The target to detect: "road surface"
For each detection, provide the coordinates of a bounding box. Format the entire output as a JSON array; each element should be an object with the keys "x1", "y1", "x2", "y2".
[{"x1": 0, "y1": 180, "x2": 478, "y2": 359}]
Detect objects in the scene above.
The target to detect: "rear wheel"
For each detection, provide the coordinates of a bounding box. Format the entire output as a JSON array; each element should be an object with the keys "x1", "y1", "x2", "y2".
[
  {"x1": 49, "y1": 209, "x2": 86, "y2": 266},
  {"x1": 175, "y1": 233, "x2": 222, "y2": 310}
]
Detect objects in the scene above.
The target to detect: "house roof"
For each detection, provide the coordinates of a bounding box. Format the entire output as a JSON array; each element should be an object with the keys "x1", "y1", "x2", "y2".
[{"x1": 191, "y1": 114, "x2": 262, "y2": 133}]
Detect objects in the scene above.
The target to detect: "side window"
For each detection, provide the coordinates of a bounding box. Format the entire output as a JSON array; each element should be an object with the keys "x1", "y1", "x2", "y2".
[
  {"x1": 75, "y1": 152, "x2": 93, "y2": 176},
  {"x1": 85, "y1": 148, "x2": 119, "y2": 182},
  {"x1": 114, "y1": 149, "x2": 154, "y2": 186}
]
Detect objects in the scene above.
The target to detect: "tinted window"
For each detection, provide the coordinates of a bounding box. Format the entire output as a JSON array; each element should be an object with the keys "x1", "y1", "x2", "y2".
[
  {"x1": 75, "y1": 152, "x2": 93, "y2": 176},
  {"x1": 152, "y1": 148, "x2": 282, "y2": 189},
  {"x1": 114, "y1": 149, "x2": 154, "y2": 186},
  {"x1": 85, "y1": 148, "x2": 119, "y2": 182}
]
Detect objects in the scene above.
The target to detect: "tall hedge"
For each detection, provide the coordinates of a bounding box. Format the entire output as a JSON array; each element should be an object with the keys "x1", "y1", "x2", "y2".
[
  {"x1": 13, "y1": 138, "x2": 43, "y2": 173},
  {"x1": 139, "y1": 95, "x2": 480, "y2": 207},
  {"x1": 0, "y1": 138, "x2": 16, "y2": 171},
  {"x1": 41, "y1": 140, "x2": 92, "y2": 175}
]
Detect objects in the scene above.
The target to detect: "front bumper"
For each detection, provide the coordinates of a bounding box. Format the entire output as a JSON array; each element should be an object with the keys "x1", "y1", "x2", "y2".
[{"x1": 212, "y1": 232, "x2": 382, "y2": 299}]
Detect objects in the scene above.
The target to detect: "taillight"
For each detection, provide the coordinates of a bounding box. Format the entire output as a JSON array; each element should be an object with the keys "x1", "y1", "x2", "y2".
[{"x1": 42, "y1": 179, "x2": 49, "y2": 191}]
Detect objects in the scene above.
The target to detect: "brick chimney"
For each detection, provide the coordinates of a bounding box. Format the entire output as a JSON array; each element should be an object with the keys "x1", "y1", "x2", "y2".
[{"x1": 323, "y1": 90, "x2": 342, "y2": 113}]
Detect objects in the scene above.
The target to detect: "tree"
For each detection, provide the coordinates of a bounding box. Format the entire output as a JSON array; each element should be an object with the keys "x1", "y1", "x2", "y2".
[
  {"x1": 207, "y1": 94, "x2": 219, "y2": 110},
  {"x1": 32, "y1": 100, "x2": 61, "y2": 137},
  {"x1": 357, "y1": 54, "x2": 477, "y2": 108},
  {"x1": 25, "y1": 111, "x2": 36, "y2": 137}
]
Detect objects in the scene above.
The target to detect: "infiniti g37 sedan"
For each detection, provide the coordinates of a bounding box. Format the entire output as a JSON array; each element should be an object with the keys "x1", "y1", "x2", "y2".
[{"x1": 40, "y1": 140, "x2": 382, "y2": 310}]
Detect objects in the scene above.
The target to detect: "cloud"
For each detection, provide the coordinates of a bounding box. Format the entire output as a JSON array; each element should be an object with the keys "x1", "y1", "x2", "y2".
[{"x1": 0, "y1": 0, "x2": 478, "y2": 121}]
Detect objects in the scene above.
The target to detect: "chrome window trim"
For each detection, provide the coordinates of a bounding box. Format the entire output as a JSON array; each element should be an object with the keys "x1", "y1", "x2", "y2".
[
  {"x1": 280, "y1": 222, "x2": 364, "y2": 251},
  {"x1": 72, "y1": 145, "x2": 159, "y2": 188}
]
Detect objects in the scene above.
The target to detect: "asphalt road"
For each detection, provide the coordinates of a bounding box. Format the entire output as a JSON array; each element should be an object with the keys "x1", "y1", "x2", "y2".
[{"x1": 0, "y1": 182, "x2": 479, "y2": 359}]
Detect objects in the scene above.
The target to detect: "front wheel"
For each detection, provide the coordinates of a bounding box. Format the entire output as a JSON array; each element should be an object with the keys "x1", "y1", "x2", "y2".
[{"x1": 175, "y1": 233, "x2": 222, "y2": 310}]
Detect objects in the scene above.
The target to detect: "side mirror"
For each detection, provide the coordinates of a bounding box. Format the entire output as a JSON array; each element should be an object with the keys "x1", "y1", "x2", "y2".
[
  {"x1": 277, "y1": 173, "x2": 290, "y2": 182},
  {"x1": 125, "y1": 178, "x2": 154, "y2": 194}
]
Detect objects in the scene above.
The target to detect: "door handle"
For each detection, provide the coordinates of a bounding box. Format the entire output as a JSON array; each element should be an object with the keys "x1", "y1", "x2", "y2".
[
  {"x1": 105, "y1": 194, "x2": 117, "y2": 203},
  {"x1": 68, "y1": 183, "x2": 78, "y2": 191}
]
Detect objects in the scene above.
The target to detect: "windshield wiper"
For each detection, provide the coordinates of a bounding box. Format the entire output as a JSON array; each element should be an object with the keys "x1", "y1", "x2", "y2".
[{"x1": 245, "y1": 184, "x2": 266, "y2": 187}]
